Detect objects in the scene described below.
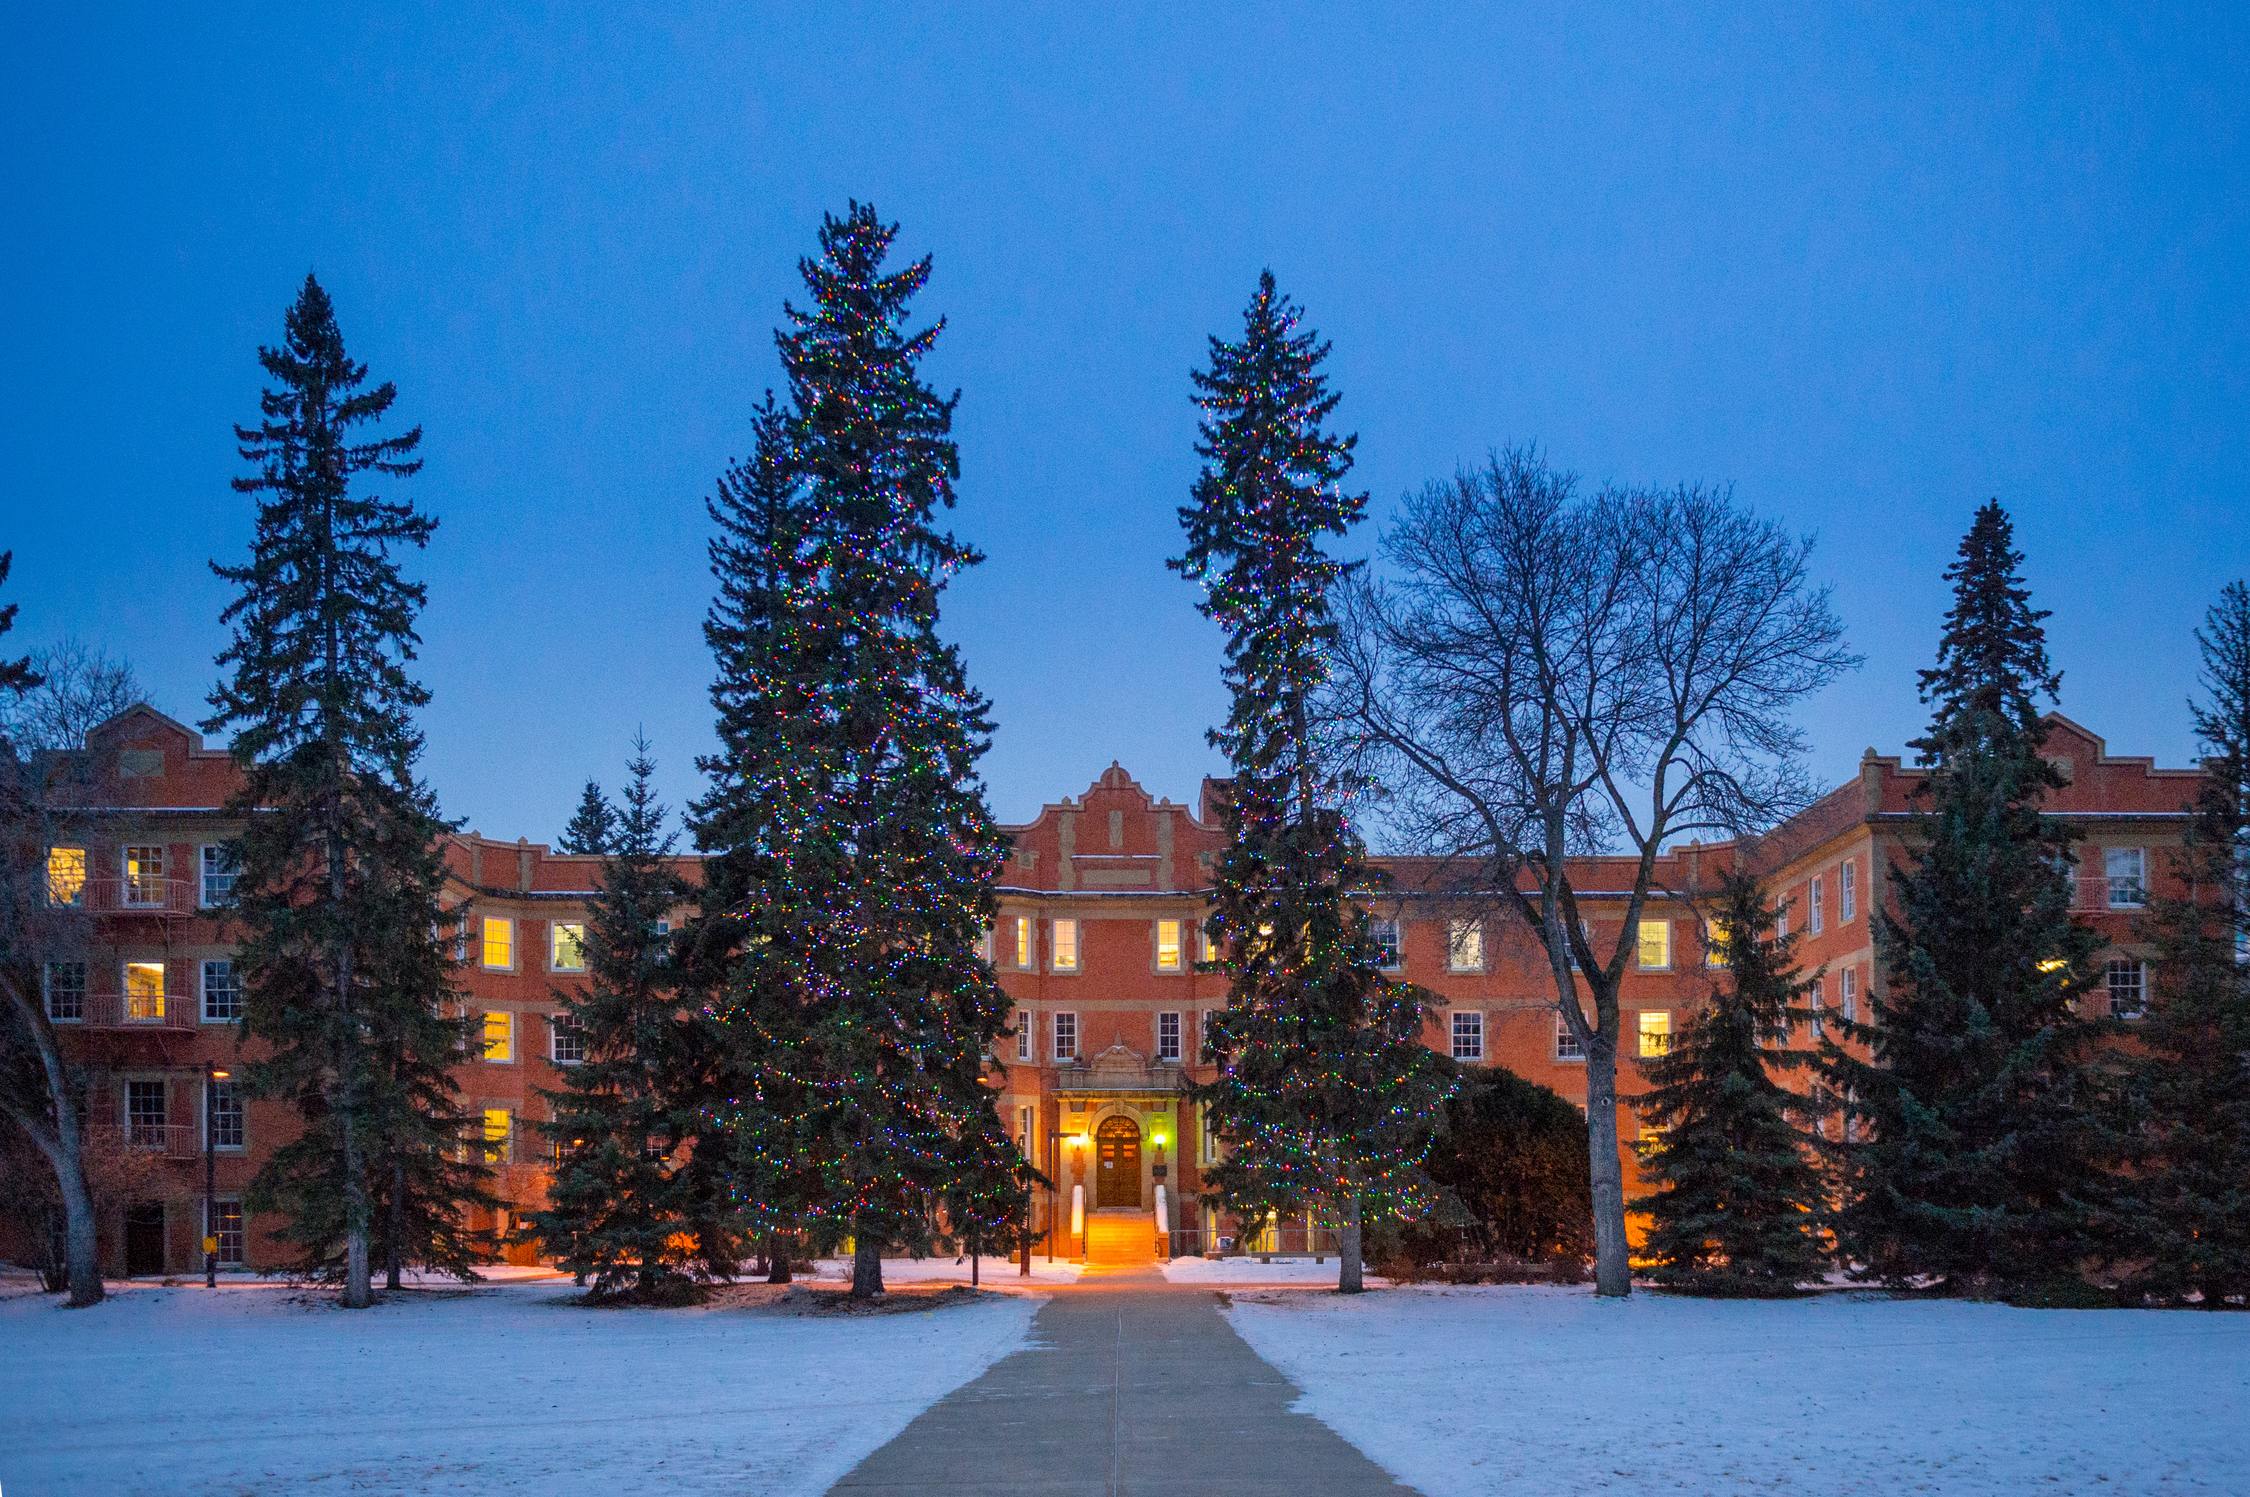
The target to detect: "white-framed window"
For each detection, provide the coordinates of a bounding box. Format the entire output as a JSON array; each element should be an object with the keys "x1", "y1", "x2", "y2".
[
  {"x1": 1051, "y1": 918, "x2": 1080, "y2": 973},
  {"x1": 44, "y1": 961, "x2": 87, "y2": 1023},
  {"x1": 1154, "y1": 919, "x2": 1184, "y2": 972},
  {"x1": 1840, "y1": 966, "x2": 1858, "y2": 1025},
  {"x1": 1197, "y1": 923, "x2": 1217, "y2": 964},
  {"x1": 450, "y1": 910, "x2": 470, "y2": 964},
  {"x1": 1636, "y1": 919, "x2": 1671, "y2": 971},
  {"x1": 481, "y1": 1107, "x2": 513, "y2": 1164},
  {"x1": 206, "y1": 1198, "x2": 246, "y2": 1267},
  {"x1": 550, "y1": 921, "x2": 587, "y2": 973},
  {"x1": 1808, "y1": 974, "x2": 1825, "y2": 1040},
  {"x1": 551, "y1": 1014, "x2": 586, "y2": 1064},
  {"x1": 480, "y1": 916, "x2": 515, "y2": 971},
  {"x1": 2105, "y1": 848, "x2": 2147, "y2": 909},
  {"x1": 201, "y1": 959, "x2": 242, "y2": 1024},
  {"x1": 1012, "y1": 915, "x2": 1033, "y2": 969},
  {"x1": 199, "y1": 844, "x2": 240, "y2": 908},
  {"x1": 205, "y1": 1077, "x2": 245, "y2": 1151},
  {"x1": 125, "y1": 1079, "x2": 168, "y2": 1149},
  {"x1": 46, "y1": 846, "x2": 88, "y2": 907},
  {"x1": 1554, "y1": 1012, "x2": 1584, "y2": 1062},
  {"x1": 1015, "y1": 1011, "x2": 1033, "y2": 1062},
  {"x1": 651, "y1": 917, "x2": 672, "y2": 966},
  {"x1": 1705, "y1": 919, "x2": 1730, "y2": 968},
  {"x1": 1450, "y1": 1009, "x2": 1485, "y2": 1061},
  {"x1": 2106, "y1": 958, "x2": 2148, "y2": 1019},
  {"x1": 1199, "y1": 1106, "x2": 1220, "y2": 1165},
  {"x1": 480, "y1": 1010, "x2": 514, "y2": 1063},
  {"x1": 1776, "y1": 901, "x2": 1789, "y2": 939},
  {"x1": 1446, "y1": 918, "x2": 1484, "y2": 973},
  {"x1": 1839, "y1": 860, "x2": 1857, "y2": 923},
  {"x1": 124, "y1": 960, "x2": 167, "y2": 1022},
  {"x1": 1637, "y1": 1009, "x2": 1672, "y2": 1058},
  {"x1": 123, "y1": 844, "x2": 167, "y2": 908},
  {"x1": 1809, "y1": 876, "x2": 1825, "y2": 934},
  {"x1": 1017, "y1": 1104, "x2": 1035, "y2": 1158},
  {"x1": 1052, "y1": 1010, "x2": 1078, "y2": 1062},
  {"x1": 1368, "y1": 917, "x2": 1403, "y2": 970},
  {"x1": 1156, "y1": 1010, "x2": 1182, "y2": 1063}
]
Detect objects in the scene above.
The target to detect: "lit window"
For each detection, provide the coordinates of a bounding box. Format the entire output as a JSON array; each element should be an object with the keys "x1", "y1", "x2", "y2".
[
  {"x1": 1840, "y1": 966, "x2": 1858, "y2": 1025},
  {"x1": 125, "y1": 1079, "x2": 168, "y2": 1149},
  {"x1": 1554, "y1": 1012, "x2": 1584, "y2": 1061},
  {"x1": 1052, "y1": 1011, "x2": 1078, "y2": 1062},
  {"x1": 481, "y1": 917, "x2": 514, "y2": 971},
  {"x1": 1839, "y1": 861, "x2": 1857, "y2": 922},
  {"x1": 551, "y1": 921, "x2": 586, "y2": 973},
  {"x1": 1451, "y1": 1009, "x2": 1485, "y2": 1062},
  {"x1": 1015, "y1": 1011, "x2": 1033, "y2": 1062},
  {"x1": 1157, "y1": 1011, "x2": 1182, "y2": 1063},
  {"x1": 125, "y1": 961, "x2": 166, "y2": 1022},
  {"x1": 44, "y1": 962, "x2": 87, "y2": 1022},
  {"x1": 1013, "y1": 915, "x2": 1032, "y2": 969},
  {"x1": 1052, "y1": 918, "x2": 1079, "y2": 972},
  {"x1": 206, "y1": 1078, "x2": 245, "y2": 1151},
  {"x1": 1155, "y1": 920, "x2": 1184, "y2": 972},
  {"x1": 551, "y1": 1015, "x2": 586, "y2": 1064},
  {"x1": 199, "y1": 845, "x2": 239, "y2": 908},
  {"x1": 124, "y1": 845, "x2": 167, "y2": 908},
  {"x1": 1636, "y1": 920, "x2": 1671, "y2": 971},
  {"x1": 201, "y1": 960, "x2": 242, "y2": 1023},
  {"x1": 2106, "y1": 959, "x2": 2147, "y2": 1019},
  {"x1": 1706, "y1": 919, "x2": 1730, "y2": 968},
  {"x1": 207, "y1": 1199, "x2": 245, "y2": 1267},
  {"x1": 481, "y1": 1011, "x2": 514, "y2": 1063},
  {"x1": 482, "y1": 1108, "x2": 513, "y2": 1163},
  {"x1": 2105, "y1": 848, "x2": 2147, "y2": 909},
  {"x1": 1637, "y1": 1009, "x2": 1672, "y2": 1058},
  {"x1": 46, "y1": 846, "x2": 87, "y2": 907},
  {"x1": 1446, "y1": 919, "x2": 1483, "y2": 973},
  {"x1": 1809, "y1": 876, "x2": 1825, "y2": 934},
  {"x1": 1369, "y1": 917, "x2": 1402, "y2": 970},
  {"x1": 1197, "y1": 924, "x2": 1216, "y2": 964}
]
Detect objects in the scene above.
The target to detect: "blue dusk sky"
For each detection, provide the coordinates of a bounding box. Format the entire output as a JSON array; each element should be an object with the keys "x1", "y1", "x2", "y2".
[{"x1": 4, "y1": 7, "x2": 2244, "y2": 841}]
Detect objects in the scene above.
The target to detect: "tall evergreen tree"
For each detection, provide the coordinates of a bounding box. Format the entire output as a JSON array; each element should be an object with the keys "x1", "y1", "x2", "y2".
[
  {"x1": 691, "y1": 206, "x2": 1028, "y2": 1299},
  {"x1": 1173, "y1": 272, "x2": 1452, "y2": 1293},
  {"x1": 205, "y1": 275, "x2": 487, "y2": 1307},
  {"x1": 534, "y1": 736, "x2": 698, "y2": 1301},
  {"x1": 2118, "y1": 581, "x2": 2250, "y2": 1306},
  {"x1": 1821, "y1": 500, "x2": 2112, "y2": 1300},
  {"x1": 1634, "y1": 871, "x2": 1828, "y2": 1295},
  {"x1": 556, "y1": 779, "x2": 617, "y2": 856}
]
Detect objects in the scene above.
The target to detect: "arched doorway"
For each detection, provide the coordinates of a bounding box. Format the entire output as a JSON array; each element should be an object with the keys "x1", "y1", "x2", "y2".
[{"x1": 1094, "y1": 1115, "x2": 1142, "y2": 1208}]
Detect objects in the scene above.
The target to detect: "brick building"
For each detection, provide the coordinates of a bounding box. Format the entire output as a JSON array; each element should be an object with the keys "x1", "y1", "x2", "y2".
[{"x1": 13, "y1": 705, "x2": 2191, "y2": 1275}]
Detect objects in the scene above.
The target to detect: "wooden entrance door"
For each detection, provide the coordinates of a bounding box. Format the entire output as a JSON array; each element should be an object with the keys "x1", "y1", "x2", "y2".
[
  {"x1": 124, "y1": 1201, "x2": 166, "y2": 1276},
  {"x1": 1094, "y1": 1116, "x2": 1141, "y2": 1208}
]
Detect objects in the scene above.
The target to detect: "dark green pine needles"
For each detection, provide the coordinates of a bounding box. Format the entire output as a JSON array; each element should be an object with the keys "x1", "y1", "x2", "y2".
[
  {"x1": 205, "y1": 274, "x2": 491, "y2": 1307},
  {"x1": 1634, "y1": 871, "x2": 1828, "y2": 1296},
  {"x1": 1174, "y1": 272, "x2": 1452, "y2": 1294},
  {"x1": 1820, "y1": 500, "x2": 2115, "y2": 1300}
]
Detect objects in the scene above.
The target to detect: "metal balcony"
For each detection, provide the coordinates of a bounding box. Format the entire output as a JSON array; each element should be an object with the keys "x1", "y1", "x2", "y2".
[
  {"x1": 48, "y1": 876, "x2": 203, "y2": 918},
  {"x1": 47, "y1": 990, "x2": 199, "y2": 1032}
]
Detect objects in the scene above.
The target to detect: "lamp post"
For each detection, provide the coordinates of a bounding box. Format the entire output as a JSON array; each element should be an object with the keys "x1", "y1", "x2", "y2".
[{"x1": 203, "y1": 1061, "x2": 229, "y2": 1289}]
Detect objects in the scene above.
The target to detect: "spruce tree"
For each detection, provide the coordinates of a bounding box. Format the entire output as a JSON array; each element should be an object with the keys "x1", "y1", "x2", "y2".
[
  {"x1": 1634, "y1": 871, "x2": 1828, "y2": 1296},
  {"x1": 1173, "y1": 272, "x2": 1452, "y2": 1293},
  {"x1": 691, "y1": 206, "x2": 1027, "y2": 1299},
  {"x1": 556, "y1": 779, "x2": 617, "y2": 856},
  {"x1": 2118, "y1": 582, "x2": 2250, "y2": 1306},
  {"x1": 205, "y1": 275, "x2": 487, "y2": 1307},
  {"x1": 534, "y1": 736, "x2": 698, "y2": 1301},
  {"x1": 1821, "y1": 500, "x2": 2112, "y2": 1300}
]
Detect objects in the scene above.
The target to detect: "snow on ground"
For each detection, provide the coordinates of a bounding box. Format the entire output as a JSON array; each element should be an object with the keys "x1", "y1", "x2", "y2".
[
  {"x1": 1162, "y1": 1255, "x2": 1388, "y2": 1287},
  {"x1": 0, "y1": 1277, "x2": 1038, "y2": 1496},
  {"x1": 809, "y1": 1253, "x2": 1083, "y2": 1286},
  {"x1": 1225, "y1": 1284, "x2": 2250, "y2": 1495}
]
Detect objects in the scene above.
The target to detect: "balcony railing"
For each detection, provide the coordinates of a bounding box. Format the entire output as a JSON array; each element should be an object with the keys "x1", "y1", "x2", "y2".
[
  {"x1": 47, "y1": 990, "x2": 199, "y2": 1032},
  {"x1": 2071, "y1": 875, "x2": 2148, "y2": 913},
  {"x1": 48, "y1": 876, "x2": 202, "y2": 918}
]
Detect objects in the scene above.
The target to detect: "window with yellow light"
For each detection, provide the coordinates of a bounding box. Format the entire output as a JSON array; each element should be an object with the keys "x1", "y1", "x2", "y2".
[
  {"x1": 1638, "y1": 1009, "x2": 1672, "y2": 1058},
  {"x1": 46, "y1": 846, "x2": 87, "y2": 907},
  {"x1": 481, "y1": 1010, "x2": 514, "y2": 1063},
  {"x1": 124, "y1": 960, "x2": 166, "y2": 1021},
  {"x1": 481, "y1": 916, "x2": 514, "y2": 970},
  {"x1": 482, "y1": 1108, "x2": 512, "y2": 1163},
  {"x1": 551, "y1": 921, "x2": 586, "y2": 972},
  {"x1": 1154, "y1": 919, "x2": 1183, "y2": 972}
]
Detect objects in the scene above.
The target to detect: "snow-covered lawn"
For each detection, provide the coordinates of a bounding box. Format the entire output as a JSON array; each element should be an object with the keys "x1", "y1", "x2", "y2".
[
  {"x1": 809, "y1": 1253, "x2": 1083, "y2": 1286},
  {"x1": 1226, "y1": 1284, "x2": 2250, "y2": 1495},
  {"x1": 0, "y1": 1277, "x2": 1038, "y2": 1496},
  {"x1": 1162, "y1": 1255, "x2": 1389, "y2": 1287}
]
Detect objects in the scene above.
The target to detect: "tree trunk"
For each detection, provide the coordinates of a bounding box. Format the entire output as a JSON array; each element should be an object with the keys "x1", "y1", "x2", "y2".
[
  {"x1": 1584, "y1": 1036, "x2": 1631, "y2": 1297},
  {"x1": 385, "y1": 1154, "x2": 405, "y2": 1291},
  {"x1": 1338, "y1": 1187, "x2": 1365, "y2": 1294},
  {"x1": 850, "y1": 1227, "x2": 884, "y2": 1299},
  {"x1": 2, "y1": 980, "x2": 106, "y2": 1307},
  {"x1": 56, "y1": 1134, "x2": 104, "y2": 1308},
  {"x1": 766, "y1": 1230, "x2": 791, "y2": 1285}
]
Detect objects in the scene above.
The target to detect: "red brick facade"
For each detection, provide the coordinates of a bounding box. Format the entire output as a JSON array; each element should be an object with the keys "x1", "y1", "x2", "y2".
[{"x1": 15, "y1": 707, "x2": 2195, "y2": 1274}]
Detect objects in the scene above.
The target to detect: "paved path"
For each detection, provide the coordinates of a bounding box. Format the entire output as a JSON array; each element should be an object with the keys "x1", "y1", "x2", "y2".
[{"x1": 828, "y1": 1267, "x2": 1420, "y2": 1496}]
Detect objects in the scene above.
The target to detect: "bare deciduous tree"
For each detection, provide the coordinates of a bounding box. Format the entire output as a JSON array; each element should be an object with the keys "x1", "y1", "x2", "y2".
[{"x1": 1329, "y1": 447, "x2": 1856, "y2": 1296}]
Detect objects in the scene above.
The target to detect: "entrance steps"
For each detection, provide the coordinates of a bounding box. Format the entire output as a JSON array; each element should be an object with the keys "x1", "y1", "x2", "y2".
[{"x1": 1083, "y1": 1210, "x2": 1158, "y2": 1267}]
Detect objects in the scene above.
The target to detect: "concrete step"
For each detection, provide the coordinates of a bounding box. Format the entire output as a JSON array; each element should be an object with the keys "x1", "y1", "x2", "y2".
[{"x1": 1083, "y1": 1213, "x2": 1158, "y2": 1265}]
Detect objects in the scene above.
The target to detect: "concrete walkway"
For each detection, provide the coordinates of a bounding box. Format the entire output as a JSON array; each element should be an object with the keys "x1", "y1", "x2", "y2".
[{"x1": 828, "y1": 1267, "x2": 1421, "y2": 1496}]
